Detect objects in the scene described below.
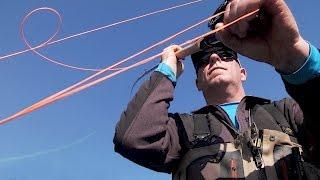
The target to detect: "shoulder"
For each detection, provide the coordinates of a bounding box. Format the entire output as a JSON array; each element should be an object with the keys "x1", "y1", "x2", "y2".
[{"x1": 272, "y1": 98, "x2": 303, "y2": 124}]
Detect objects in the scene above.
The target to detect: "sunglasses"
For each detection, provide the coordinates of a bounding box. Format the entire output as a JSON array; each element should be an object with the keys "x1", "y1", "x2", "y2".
[{"x1": 196, "y1": 50, "x2": 238, "y2": 70}]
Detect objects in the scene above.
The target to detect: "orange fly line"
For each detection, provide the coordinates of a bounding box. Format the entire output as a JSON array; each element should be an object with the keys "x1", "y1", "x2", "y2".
[
  {"x1": 0, "y1": 4, "x2": 259, "y2": 125},
  {"x1": 1, "y1": 0, "x2": 204, "y2": 71}
]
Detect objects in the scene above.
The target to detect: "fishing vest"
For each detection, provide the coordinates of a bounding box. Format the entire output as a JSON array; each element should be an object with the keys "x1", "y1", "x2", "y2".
[{"x1": 172, "y1": 103, "x2": 320, "y2": 180}]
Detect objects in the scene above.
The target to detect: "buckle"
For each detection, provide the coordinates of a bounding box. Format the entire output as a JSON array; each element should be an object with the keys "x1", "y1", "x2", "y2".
[
  {"x1": 248, "y1": 123, "x2": 264, "y2": 168},
  {"x1": 193, "y1": 133, "x2": 210, "y2": 141}
]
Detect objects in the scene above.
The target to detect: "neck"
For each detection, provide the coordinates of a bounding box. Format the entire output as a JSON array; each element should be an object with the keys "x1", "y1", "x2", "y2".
[{"x1": 203, "y1": 85, "x2": 245, "y2": 105}]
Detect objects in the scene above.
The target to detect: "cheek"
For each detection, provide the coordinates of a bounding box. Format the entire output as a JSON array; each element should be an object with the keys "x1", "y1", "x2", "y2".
[
  {"x1": 230, "y1": 69, "x2": 242, "y2": 81},
  {"x1": 196, "y1": 70, "x2": 208, "y2": 84},
  {"x1": 197, "y1": 66, "x2": 206, "y2": 77},
  {"x1": 197, "y1": 72, "x2": 205, "y2": 82}
]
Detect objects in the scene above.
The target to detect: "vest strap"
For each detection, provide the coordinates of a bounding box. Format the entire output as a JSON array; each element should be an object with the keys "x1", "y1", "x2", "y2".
[
  {"x1": 261, "y1": 104, "x2": 294, "y2": 136},
  {"x1": 193, "y1": 114, "x2": 211, "y2": 140}
]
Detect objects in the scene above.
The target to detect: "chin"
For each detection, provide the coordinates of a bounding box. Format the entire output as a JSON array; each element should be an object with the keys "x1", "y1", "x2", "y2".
[{"x1": 208, "y1": 75, "x2": 228, "y2": 85}]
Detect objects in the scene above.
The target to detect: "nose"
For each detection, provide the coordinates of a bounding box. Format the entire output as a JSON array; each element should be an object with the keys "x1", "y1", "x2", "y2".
[{"x1": 209, "y1": 53, "x2": 221, "y2": 65}]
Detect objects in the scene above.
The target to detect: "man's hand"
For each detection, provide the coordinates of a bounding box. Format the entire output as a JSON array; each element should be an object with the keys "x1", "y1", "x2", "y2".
[
  {"x1": 161, "y1": 45, "x2": 184, "y2": 78},
  {"x1": 216, "y1": 0, "x2": 309, "y2": 74}
]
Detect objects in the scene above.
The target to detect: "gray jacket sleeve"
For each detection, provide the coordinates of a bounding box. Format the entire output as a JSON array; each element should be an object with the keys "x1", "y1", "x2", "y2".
[
  {"x1": 281, "y1": 48, "x2": 320, "y2": 138},
  {"x1": 113, "y1": 72, "x2": 181, "y2": 173},
  {"x1": 282, "y1": 76, "x2": 320, "y2": 166}
]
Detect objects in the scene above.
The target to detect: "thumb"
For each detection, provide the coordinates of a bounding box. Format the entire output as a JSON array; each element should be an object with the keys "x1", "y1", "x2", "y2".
[
  {"x1": 176, "y1": 59, "x2": 184, "y2": 78},
  {"x1": 215, "y1": 23, "x2": 243, "y2": 52}
]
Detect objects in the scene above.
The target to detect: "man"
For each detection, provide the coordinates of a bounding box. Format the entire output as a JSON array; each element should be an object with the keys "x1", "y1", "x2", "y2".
[{"x1": 114, "y1": 0, "x2": 320, "y2": 179}]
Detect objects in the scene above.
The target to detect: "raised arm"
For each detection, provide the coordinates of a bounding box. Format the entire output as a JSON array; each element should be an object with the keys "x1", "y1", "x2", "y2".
[
  {"x1": 113, "y1": 46, "x2": 184, "y2": 173},
  {"x1": 216, "y1": 0, "x2": 320, "y2": 164}
]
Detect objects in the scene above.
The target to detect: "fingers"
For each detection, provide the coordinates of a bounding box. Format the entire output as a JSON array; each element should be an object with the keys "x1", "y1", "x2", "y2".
[
  {"x1": 215, "y1": 23, "x2": 241, "y2": 51},
  {"x1": 224, "y1": 0, "x2": 240, "y2": 37},
  {"x1": 161, "y1": 45, "x2": 182, "y2": 62},
  {"x1": 176, "y1": 59, "x2": 184, "y2": 78},
  {"x1": 215, "y1": 22, "x2": 269, "y2": 62},
  {"x1": 161, "y1": 45, "x2": 184, "y2": 77},
  {"x1": 238, "y1": 21, "x2": 249, "y2": 38},
  {"x1": 223, "y1": 0, "x2": 261, "y2": 38},
  {"x1": 216, "y1": 0, "x2": 306, "y2": 68}
]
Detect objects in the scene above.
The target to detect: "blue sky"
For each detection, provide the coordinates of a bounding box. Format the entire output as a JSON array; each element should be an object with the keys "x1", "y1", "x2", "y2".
[{"x1": 0, "y1": 0, "x2": 319, "y2": 179}]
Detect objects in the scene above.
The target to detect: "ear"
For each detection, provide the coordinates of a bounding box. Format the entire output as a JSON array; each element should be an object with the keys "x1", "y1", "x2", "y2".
[{"x1": 240, "y1": 68, "x2": 247, "y2": 81}]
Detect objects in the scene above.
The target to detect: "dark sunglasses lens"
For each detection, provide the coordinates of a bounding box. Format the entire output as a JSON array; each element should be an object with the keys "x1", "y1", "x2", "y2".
[
  {"x1": 195, "y1": 50, "x2": 237, "y2": 71},
  {"x1": 200, "y1": 51, "x2": 235, "y2": 62},
  {"x1": 196, "y1": 53, "x2": 211, "y2": 68},
  {"x1": 216, "y1": 51, "x2": 236, "y2": 59}
]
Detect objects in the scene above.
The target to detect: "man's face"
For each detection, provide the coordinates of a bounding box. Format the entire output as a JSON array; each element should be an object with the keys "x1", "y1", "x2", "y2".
[{"x1": 195, "y1": 51, "x2": 246, "y2": 92}]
